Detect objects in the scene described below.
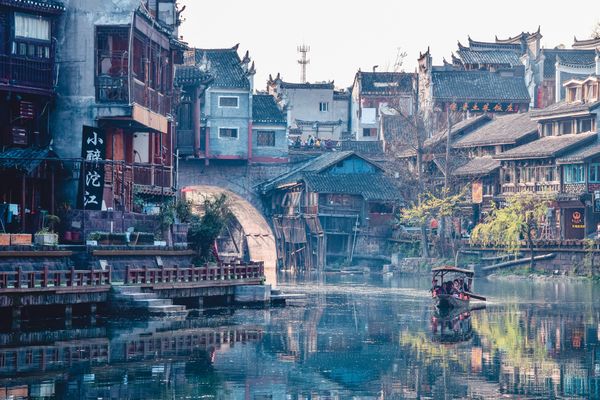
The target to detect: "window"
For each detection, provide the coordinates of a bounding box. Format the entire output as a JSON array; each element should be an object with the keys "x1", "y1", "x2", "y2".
[
  {"x1": 542, "y1": 123, "x2": 553, "y2": 137},
  {"x1": 362, "y1": 128, "x2": 376, "y2": 137},
  {"x1": 590, "y1": 163, "x2": 600, "y2": 183},
  {"x1": 218, "y1": 127, "x2": 238, "y2": 139},
  {"x1": 14, "y1": 13, "x2": 50, "y2": 41},
  {"x1": 319, "y1": 102, "x2": 329, "y2": 112},
  {"x1": 563, "y1": 164, "x2": 585, "y2": 183},
  {"x1": 567, "y1": 87, "x2": 578, "y2": 102},
  {"x1": 580, "y1": 118, "x2": 593, "y2": 133},
  {"x1": 561, "y1": 121, "x2": 573, "y2": 135},
  {"x1": 544, "y1": 167, "x2": 556, "y2": 182},
  {"x1": 219, "y1": 96, "x2": 239, "y2": 108},
  {"x1": 256, "y1": 130, "x2": 275, "y2": 147}
]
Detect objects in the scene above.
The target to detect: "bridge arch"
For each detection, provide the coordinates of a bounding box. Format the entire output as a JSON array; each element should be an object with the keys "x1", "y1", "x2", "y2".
[{"x1": 181, "y1": 185, "x2": 277, "y2": 286}]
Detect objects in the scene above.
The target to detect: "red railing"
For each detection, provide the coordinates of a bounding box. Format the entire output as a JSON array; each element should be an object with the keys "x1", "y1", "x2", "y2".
[
  {"x1": 132, "y1": 163, "x2": 172, "y2": 187},
  {"x1": 0, "y1": 54, "x2": 54, "y2": 90},
  {"x1": 132, "y1": 78, "x2": 171, "y2": 115},
  {"x1": 125, "y1": 262, "x2": 265, "y2": 285},
  {"x1": 0, "y1": 267, "x2": 111, "y2": 291}
]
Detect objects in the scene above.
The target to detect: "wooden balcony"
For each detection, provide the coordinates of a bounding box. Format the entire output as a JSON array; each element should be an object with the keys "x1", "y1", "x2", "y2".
[
  {"x1": 131, "y1": 163, "x2": 172, "y2": 188},
  {"x1": 95, "y1": 76, "x2": 172, "y2": 117},
  {"x1": 0, "y1": 54, "x2": 54, "y2": 92},
  {"x1": 132, "y1": 78, "x2": 171, "y2": 115}
]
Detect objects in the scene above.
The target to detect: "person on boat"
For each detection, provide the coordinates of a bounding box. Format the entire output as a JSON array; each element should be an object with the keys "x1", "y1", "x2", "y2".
[{"x1": 431, "y1": 278, "x2": 441, "y2": 296}]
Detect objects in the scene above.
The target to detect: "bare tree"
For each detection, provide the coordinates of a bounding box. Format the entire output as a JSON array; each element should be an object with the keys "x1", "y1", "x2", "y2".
[{"x1": 593, "y1": 21, "x2": 600, "y2": 39}]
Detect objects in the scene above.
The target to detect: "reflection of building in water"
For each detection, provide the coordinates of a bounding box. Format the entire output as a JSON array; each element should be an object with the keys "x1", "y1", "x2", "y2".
[{"x1": 0, "y1": 320, "x2": 262, "y2": 398}]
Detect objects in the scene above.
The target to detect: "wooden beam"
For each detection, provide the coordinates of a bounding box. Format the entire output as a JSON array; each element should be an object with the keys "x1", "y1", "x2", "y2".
[{"x1": 92, "y1": 249, "x2": 195, "y2": 256}]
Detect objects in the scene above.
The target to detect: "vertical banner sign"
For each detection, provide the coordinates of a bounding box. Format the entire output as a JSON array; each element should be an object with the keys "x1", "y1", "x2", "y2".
[
  {"x1": 80, "y1": 126, "x2": 106, "y2": 210},
  {"x1": 471, "y1": 181, "x2": 483, "y2": 204}
]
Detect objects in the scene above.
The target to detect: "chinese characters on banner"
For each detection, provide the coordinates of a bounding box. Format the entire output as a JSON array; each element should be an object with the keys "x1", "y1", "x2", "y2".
[
  {"x1": 471, "y1": 181, "x2": 483, "y2": 204},
  {"x1": 80, "y1": 126, "x2": 106, "y2": 210}
]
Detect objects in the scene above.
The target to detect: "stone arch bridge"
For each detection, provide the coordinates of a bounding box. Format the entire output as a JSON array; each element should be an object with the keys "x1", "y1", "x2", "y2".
[{"x1": 177, "y1": 160, "x2": 297, "y2": 286}]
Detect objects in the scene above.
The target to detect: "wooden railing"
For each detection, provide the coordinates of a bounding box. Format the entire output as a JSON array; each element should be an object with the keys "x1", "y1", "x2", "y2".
[
  {"x1": 501, "y1": 182, "x2": 560, "y2": 194},
  {"x1": 0, "y1": 267, "x2": 111, "y2": 291},
  {"x1": 132, "y1": 163, "x2": 172, "y2": 187},
  {"x1": 124, "y1": 262, "x2": 265, "y2": 285},
  {"x1": 132, "y1": 78, "x2": 171, "y2": 115},
  {"x1": 0, "y1": 54, "x2": 54, "y2": 90}
]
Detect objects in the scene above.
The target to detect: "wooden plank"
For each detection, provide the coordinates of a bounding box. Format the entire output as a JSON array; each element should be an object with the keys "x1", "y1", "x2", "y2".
[
  {"x1": 0, "y1": 251, "x2": 72, "y2": 257},
  {"x1": 92, "y1": 249, "x2": 195, "y2": 256}
]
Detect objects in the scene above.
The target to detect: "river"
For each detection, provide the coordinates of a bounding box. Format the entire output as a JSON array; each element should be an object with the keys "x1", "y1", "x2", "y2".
[{"x1": 1, "y1": 272, "x2": 600, "y2": 399}]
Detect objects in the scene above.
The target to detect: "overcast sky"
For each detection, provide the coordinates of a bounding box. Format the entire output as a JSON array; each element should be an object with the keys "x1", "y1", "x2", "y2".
[{"x1": 179, "y1": 0, "x2": 599, "y2": 90}]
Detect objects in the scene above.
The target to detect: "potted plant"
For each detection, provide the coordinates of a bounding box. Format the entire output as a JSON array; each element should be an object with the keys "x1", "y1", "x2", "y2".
[
  {"x1": 109, "y1": 232, "x2": 128, "y2": 245},
  {"x1": 34, "y1": 214, "x2": 60, "y2": 246},
  {"x1": 129, "y1": 232, "x2": 154, "y2": 245},
  {"x1": 10, "y1": 233, "x2": 32, "y2": 245},
  {"x1": 88, "y1": 231, "x2": 109, "y2": 245}
]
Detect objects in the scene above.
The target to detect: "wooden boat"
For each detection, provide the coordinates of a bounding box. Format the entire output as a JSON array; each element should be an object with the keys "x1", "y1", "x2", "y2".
[{"x1": 431, "y1": 266, "x2": 485, "y2": 310}]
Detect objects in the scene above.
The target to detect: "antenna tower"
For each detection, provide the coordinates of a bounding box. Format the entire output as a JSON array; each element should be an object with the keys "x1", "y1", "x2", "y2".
[{"x1": 297, "y1": 44, "x2": 310, "y2": 83}]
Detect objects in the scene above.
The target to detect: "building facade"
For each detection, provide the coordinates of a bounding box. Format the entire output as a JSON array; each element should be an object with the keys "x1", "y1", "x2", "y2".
[
  {"x1": 418, "y1": 49, "x2": 531, "y2": 131},
  {"x1": 51, "y1": 0, "x2": 183, "y2": 212},
  {"x1": 260, "y1": 151, "x2": 402, "y2": 269},
  {"x1": 350, "y1": 70, "x2": 416, "y2": 142},
  {"x1": 266, "y1": 75, "x2": 350, "y2": 142},
  {"x1": 0, "y1": 0, "x2": 65, "y2": 232}
]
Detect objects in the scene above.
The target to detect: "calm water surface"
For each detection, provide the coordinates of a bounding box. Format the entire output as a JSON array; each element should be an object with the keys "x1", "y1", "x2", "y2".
[{"x1": 1, "y1": 273, "x2": 600, "y2": 399}]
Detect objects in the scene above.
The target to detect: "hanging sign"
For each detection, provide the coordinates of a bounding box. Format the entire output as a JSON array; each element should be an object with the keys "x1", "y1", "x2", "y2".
[{"x1": 79, "y1": 126, "x2": 106, "y2": 210}]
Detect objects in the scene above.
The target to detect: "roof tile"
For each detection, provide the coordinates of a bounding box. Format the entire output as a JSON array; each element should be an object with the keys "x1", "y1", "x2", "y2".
[{"x1": 432, "y1": 70, "x2": 530, "y2": 102}]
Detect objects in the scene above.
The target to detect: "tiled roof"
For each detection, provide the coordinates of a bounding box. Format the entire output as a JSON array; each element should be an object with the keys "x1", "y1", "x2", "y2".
[
  {"x1": 0, "y1": 147, "x2": 53, "y2": 174},
  {"x1": 174, "y1": 65, "x2": 212, "y2": 86},
  {"x1": 556, "y1": 140, "x2": 600, "y2": 164},
  {"x1": 494, "y1": 132, "x2": 597, "y2": 160},
  {"x1": 339, "y1": 140, "x2": 383, "y2": 154},
  {"x1": 425, "y1": 114, "x2": 492, "y2": 149},
  {"x1": 453, "y1": 156, "x2": 501, "y2": 177},
  {"x1": 0, "y1": 0, "x2": 64, "y2": 13},
  {"x1": 357, "y1": 71, "x2": 414, "y2": 95},
  {"x1": 452, "y1": 113, "x2": 538, "y2": 148},
  {"x1": 457, "y1": 49, "x2": 521, "y2": 66},
  {"x1": 431, "y1": 70, "x2": 530, "y2": 102},
  {"x1": 572, "y1": 37, "x2": 600, "y2": 50},
  {"x1": 529, "y1": 100, "x2": 600, "y2": 119},
  {"x1": 194, "y1": 47, "x2": 250, "y2": 89},
  {"x1": 466, "y1": 38, "x2": 522, "y2": 52},
  {"x1": 279, "y1": 81, "x2": 334, "y2": 90},
  {"x1": 259, "y1": 151, "x2": 382, "y2": 193},
  {"x1": 252, "y1": 94, "x2": 286, "y2": 124},
  {"x1": 541, "y1": 49, "x2": 595, "y2": 78},
  {"x1": 302, "y1": 173, "x2": 402, "y2": 201}
]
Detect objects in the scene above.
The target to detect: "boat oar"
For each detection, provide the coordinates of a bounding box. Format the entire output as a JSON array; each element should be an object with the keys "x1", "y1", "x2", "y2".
[{"x1": 465, "y1": 292, "x2": 486, "y2": 301}]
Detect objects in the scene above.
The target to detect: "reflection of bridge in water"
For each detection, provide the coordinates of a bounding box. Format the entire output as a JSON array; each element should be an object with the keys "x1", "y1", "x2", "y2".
[{"x1": 0, "y1": 320, "x2": 262, "y2": 378}]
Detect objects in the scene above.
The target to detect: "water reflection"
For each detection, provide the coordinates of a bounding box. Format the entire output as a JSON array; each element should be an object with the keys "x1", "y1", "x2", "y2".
[{"x1": 1, "y1": 275, "x2": 600, "y2": 398}]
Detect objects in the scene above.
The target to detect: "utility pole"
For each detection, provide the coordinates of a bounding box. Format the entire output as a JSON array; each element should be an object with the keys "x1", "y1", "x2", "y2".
[{"x1": 297, "y1": 44, "x2": 310, "y2": 83}]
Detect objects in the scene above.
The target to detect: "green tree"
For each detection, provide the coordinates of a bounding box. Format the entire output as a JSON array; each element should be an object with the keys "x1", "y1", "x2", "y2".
[
  {"x1": 400, "y1": 188, "x2": 465, "y2": 257},
  {"x1": 470, "y1": 192, "x2": 550, "y2": 270},
  {"x1": 187, "y1": 194, "x2": 233, "y2": 264}
]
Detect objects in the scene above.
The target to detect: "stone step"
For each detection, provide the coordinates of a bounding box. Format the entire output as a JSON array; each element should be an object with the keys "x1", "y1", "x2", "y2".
[
  {"x1": 114, "y1": 292, "x2": 156, "y2": 301},
  {"x1": 113, "y1": 285, "x2": 142, "y2": 294}
]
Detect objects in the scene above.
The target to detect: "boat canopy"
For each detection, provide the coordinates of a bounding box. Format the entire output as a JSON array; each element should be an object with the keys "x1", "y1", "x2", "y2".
[{"x1": 431, "y1": 266, "x2": 475, "y2": 277}]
